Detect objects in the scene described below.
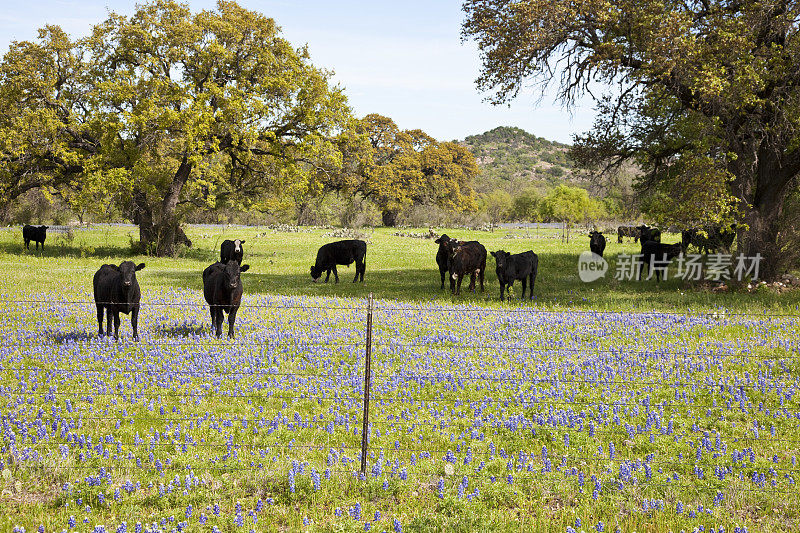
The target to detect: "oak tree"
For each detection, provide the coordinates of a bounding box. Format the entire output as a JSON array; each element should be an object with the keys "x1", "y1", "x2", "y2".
[{"x1": 463, "y1": 0, "x2": 800, "y2": 278}]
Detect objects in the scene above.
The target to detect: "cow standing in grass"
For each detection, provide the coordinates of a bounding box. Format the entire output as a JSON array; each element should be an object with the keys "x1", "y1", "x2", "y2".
[
  {"x1": 639, "y1": 241, "x2": 684, "y2": 281},
  {"x1": 23, "y1": 225, "x2": 48, "y2": 250},
  {"x1": 93, "y1": 261, "x2": 145, "y2": 340},
  {"x1": 589, "y1": 231, "x2": 606, "y2": 257},
  {"x1": 434, "y1": 234, "x2": 453, "y2": 289},
  {"x1": 617, "y1": 226, "x2": 639, "y2": 243},
  {"x1": 203, "y1": 261, "x2": 250, "y2": 338},
  {"x1": 491, "y1": 250, "x2": 538, "y2": 301},
  {"x1": 220, "y1": 239, "x2": 245, "y2": 264},
  {"x1": 310, "y1": 240, "x2": 367, "y2": 283},
  {"x1": 447, "y1": 240, "x2": 486, "y2": 295}
]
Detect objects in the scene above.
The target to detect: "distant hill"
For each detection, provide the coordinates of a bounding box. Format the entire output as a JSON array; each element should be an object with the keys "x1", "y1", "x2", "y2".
[{"x1": 460, "y1": 126, "x2": 587, "y2": 194}]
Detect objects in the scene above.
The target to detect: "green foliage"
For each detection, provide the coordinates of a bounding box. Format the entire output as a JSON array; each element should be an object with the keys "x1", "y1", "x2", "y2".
[
  {"x1": 1, "y1": 0, "x2": 350, "y2": 254},
  {"x1": 322, "y1": 114, "x2": 478, "y2": 225},
  {"x1": 462, "y1": 0, "x2": 800, "y2": 278},
  {"x1": 508, "y1": 187, "x2": 542, "y2": 221}
]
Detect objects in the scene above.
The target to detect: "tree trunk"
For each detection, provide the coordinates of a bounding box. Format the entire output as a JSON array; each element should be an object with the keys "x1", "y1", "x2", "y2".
[
  {"x1": 732, "y1": 143, "x2": 796, "y2": 281},
  {"x1": 155, "y1": 155, "x2": 193, "y2": 256},
  {"x1": 131, "y1": 155, "x2": 192, "y2": 257},
  {"x1": 740, "y1": 196, "x2": 785, "y2": 282},
  {"x1": 382, "y1": 209, "x2": 398, "y2": 227}
]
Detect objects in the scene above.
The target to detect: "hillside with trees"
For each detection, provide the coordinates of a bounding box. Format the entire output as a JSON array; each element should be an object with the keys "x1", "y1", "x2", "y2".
[{"x1": 461, "y1": 126, "x2": 588, "y2": 195}]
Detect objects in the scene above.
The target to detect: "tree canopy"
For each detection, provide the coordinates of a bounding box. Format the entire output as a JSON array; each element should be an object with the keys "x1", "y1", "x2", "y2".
[
  {"x1": 462, "y1": 0, "x2": 800, "y2": 278},
  {"x1": 321, "y1": 114, "x2": 478, "y2": 226},
  {"x1": 2, "y1": 0, "x2": 350, "y2": 254}
]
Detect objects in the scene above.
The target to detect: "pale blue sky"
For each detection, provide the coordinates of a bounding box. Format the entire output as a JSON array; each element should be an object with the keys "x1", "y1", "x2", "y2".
[{"x1": 0, "y1": 0, "x2": 597, "y2": 143}]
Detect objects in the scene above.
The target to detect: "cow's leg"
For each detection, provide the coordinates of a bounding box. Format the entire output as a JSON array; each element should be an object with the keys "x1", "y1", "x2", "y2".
[
  {"x1": 216, "y1": 309, "x2": 225, "y2": 338},
  {"x1": 228, "y1": 307, "x2": 238, "y2": 339},
  {"x1": 353, "y1": 261, "x2": 360, "y2": 283},
  {"x1": 499, "y1": 283, "x2": 505, "y2": 301},
  {"x1": 449, "y1": 274, "x2": 456, "y2": 295},
  {"x1": 24, "y1": 239, "x2": 29, "y2": 250},
  {"x1": 324, "y1": 269, "x2": 331, "y2": 283},
  {"x1": 333, "y1": 265, "x2": 339, "y2": 283},
  {"x1": 529, "y1": 273, "x2": 535, "y2": 299},
  {"x1": 521, "y1": 278, "x2": 527, "y2": 300},
  {"x1": 209, "y1": 306, "x2": 216, "y2": 336},
  {"x1": 469, "y1": 272, "x2": 476, "y2": 292},
  {"x1": 97, "y1": 305, "x2": 105, "y2": 336},
  {"x1": 440, "y1": 269, "x2": 445, "y2": 290},
  {"x1": 112, "y1": 311, "x2": 121, "y2": 340},
  {"x1": 131, "y1": 307, "x2": 139, "y2": 341},
  {"x1": 479, "y1": 269, "x2": 485, "y2": 292},
  {"x1": 456, "y1": 275, "x2": 463, "y2": 296},
  {"x1": 214, "y1": 308, "x2": 222, "y2": 337},
  {"x1": 106, "y1": 310, "x2": 113, "y2": 339}
]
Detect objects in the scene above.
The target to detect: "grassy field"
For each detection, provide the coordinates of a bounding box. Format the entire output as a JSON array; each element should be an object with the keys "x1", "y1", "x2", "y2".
[
  {"x1": 1, "y1": 224, "x2": 798, "y2": 312},
  {"x1": 0, "y1": 225, "x2": 798, "y2": 532}
]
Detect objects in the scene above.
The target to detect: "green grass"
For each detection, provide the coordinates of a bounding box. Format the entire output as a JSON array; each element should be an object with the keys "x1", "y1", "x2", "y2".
[
  {"x1": 1, "y1": 224, "x2": 797, "y2": 312},
  {"x1": 0, "y1": 224, "x2": 798, "y2": 533}
]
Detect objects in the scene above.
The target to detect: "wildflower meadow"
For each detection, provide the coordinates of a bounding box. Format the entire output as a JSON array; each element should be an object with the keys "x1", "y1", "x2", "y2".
[{"x1": 0, "y1": 226, "x2": 798, "y2": 532}]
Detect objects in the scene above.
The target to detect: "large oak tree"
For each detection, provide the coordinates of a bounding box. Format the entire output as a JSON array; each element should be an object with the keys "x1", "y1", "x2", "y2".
[
  {"x1": 1, "y1": 0, "x2": 349, "y2": 255},
  {"x1": 463, "y1": 0, "x2": 800, "y2": 278}
]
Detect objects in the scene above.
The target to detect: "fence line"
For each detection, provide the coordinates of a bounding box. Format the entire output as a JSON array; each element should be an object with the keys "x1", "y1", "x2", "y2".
[{"x1": 1, "y1": 297, "x2": 799, "y2": 319}]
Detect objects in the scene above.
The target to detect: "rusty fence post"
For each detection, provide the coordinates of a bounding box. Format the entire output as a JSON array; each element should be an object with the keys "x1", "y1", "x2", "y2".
[{"x1": 360, "y1": 293, "x2": 374, "y2": 477}]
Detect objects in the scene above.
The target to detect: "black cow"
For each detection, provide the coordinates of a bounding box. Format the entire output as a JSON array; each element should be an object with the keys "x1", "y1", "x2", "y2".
[
  {"x1": 310, "y1": 240, "x2": 367, "y2": 283},
  {"x1": 93, "y1": 261, "x2": 145, "y2": 340},
  {"x1": 23, "y1": 225, "x2": 48, "y2": 250},
  {"x1": 203, "y1": 261, "x2": 250, "y2": 338},
  {"x1": 682, "y1": 225, "x2": 736, "y2": 254},
  {"x1": 637, "y1": 225, "x2": 661, "y2": 243},
  {"x1": 434, "y1": 234, "x2": 453, "y2": 289},
  {"x1": 447, "y1": 240, "x2": 486, "y2": 295},
  {"x1": 589, "y1": 231, "x2": 606, "y2": 257},
  {"x1": 617, "y1": 226, "x2": 639, "y2": 243},
  {"x1": 220, "y1": 239, "x2": 245, "y2": 264},
  {"x1": 491, "y1": 250, "x2": 538, "y2": 301},
  {"x1": 638, "y1": 241, "x2": 684, "y2": 281}
]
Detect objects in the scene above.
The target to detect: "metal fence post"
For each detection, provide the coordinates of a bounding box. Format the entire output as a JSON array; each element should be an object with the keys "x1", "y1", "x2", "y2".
[{"x1": 360, "y1": 292, "x2": 374, "y2": 477}]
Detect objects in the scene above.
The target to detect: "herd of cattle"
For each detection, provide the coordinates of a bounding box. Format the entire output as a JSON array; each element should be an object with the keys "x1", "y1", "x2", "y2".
[
  {"x1": 593, "y1": 224, "x2": 737, "y2": 281},
  {"x1": 18, "y1": 223, "x2": 736, "y2": 339}
]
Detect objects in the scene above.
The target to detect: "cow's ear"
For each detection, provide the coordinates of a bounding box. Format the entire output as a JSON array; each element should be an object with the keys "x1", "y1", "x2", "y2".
[
  {"x1": 240, "y1": 264, "x2": 250, "y2": 272},
  {"x1": 240, "y1": 240, "x2": 245, "y2": 244},
  {"x1": 490, "y1": 251, "x2": 497, "y2": 257},
  {"x1": 434, "y1": 238, "x2": 441, "y2": 243},
  {"x1": 135, "y1": 263, "x2": 146, "y2": 271}
]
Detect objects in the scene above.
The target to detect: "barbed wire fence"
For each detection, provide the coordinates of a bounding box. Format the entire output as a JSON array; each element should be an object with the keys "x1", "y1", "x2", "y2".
[{"x1": 1, "y1": 294, "x2": 799, "y2": 521}]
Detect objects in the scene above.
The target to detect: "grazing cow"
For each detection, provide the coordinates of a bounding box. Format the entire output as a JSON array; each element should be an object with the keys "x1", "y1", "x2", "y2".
[
  {"x1": 448, "y1": 241, "x2": 487, "y2": 295},
  {"x1": 491, "y1": 250, "x2": 538, "y2": 301},
  {"x1": 22, "y1": 225, "x2": 48, "y2": 250},
  {"x1": 637, "y1": 225, "x2": 661, "y2": 243},
  {"x1": 203, "y1": 261, "x2": 250, "y2": 338},
  {"x1": 638, "y1": 241, "x2": 684, "y2": 281},
  {"x1": 220, "y1": 239, "x2": 245, "y2": 264},
  {"x1": 93, "y1": 261, "x2": 145, "y2": 340},
  {"x1": 617, "y1": 226, "x2": 639, "y2": 243},
  {"x1": 310, "y1": 240, "x2": 367, "y2": 283},
  {"x1": 434, "y1": 234, "x2": 453, "y2": 289},
  {"x1": 589, "y1": 231, "x2": 606, "y2": 257}
]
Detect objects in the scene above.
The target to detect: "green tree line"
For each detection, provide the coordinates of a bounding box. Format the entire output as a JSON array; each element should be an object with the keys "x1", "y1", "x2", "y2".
[{"x1": 0, "y1": 0, "x2": 479, "y2": 255}]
